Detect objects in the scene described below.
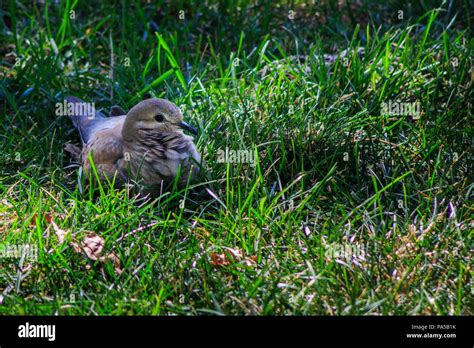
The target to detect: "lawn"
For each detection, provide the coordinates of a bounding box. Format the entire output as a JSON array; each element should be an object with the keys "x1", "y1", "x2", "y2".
[{"x1": 0, "y1": 0, "x2": 472, "y2": 315}]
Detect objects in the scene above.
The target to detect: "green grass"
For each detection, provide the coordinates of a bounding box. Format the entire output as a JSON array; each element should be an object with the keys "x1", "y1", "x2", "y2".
[{"x1": 0, "y1": 0, "x2": 472, "y2": 315}]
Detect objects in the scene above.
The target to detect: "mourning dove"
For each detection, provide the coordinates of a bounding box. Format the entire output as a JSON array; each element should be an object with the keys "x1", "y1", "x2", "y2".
[{"x1": 65, "y1": 96, "x2": 201, "y2": 193}]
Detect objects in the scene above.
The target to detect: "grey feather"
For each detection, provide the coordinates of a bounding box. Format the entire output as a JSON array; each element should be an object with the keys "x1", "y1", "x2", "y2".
[{"x1": 65, "y1": 96, "x2": 107, "y2": 144}]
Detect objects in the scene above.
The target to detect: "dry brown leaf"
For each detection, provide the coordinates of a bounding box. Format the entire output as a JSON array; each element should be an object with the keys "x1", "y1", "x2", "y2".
[
  {"x1": 81, "y1": 233, "x2": 123, "y2": 275},
  {"x1": 51, "y1": 220, "x2": 69, "y2": 244},
  {"x1": 225, "y1": 247, "x2": 243, "y2": 259},
  {"x1": 100, "y1": 252, "x2": 123, "y2": 275},
  {"x1": 210, "y1": 248, "x2": 257, "y2": 268},
  {"x1": 210, "y1": 252, "x2": 229, "y2": 266},
  {"x1": 30, "y1": 213, "x2": 53, "y2": 227},
  {"x1": 82, "y1": 233, "x2": 105, "y2": 260},
  {"x1": 246, "y1": 255, "x2": 258, "y2": 266},
  {"x1": 71, "y1": 241, "x2": 82, "y2": 253},
  {"x1": 42, "y1": 215, "x2": 123, "y2": 276}
]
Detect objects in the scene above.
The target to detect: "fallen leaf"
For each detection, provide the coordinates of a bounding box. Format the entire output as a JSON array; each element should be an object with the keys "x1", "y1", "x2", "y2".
[
  {"x1": 81, "y1": 233, "x2": 122, "y2": 275},
  {"x1": 82, "y1": 233, "x2": 105, "y2": 260},
  {"x1": 43, "y1": 216, "x2": 123, "y2": 276},
  {"x1": 246, "y1": 255, "x2": 258, "y2": 266},
  {"x1": 71, "y1": 241, "x2": 82, "y2": 253},
  {"x1": 225, "y1": 247, "x2": 243, "y2": 259},
  {"x1": 30, "y1": 213, "x2": 53, "y2": 227},
  {"x1": 210, "y1": 252, "x2": 229, "y2": 266},
  {"x1": 100, "y1": 252, "x2": 123, "y2": 275},
  {"x1": 210, "y1": 248, "x2": 257, "y2": 268},
  {"x1": 51, "y1": 220, "x2": 69, "y2": 244}
]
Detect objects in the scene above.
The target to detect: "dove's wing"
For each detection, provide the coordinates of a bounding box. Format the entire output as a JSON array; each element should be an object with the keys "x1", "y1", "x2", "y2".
[
  {"x1": 65, "y1": 96, "x2": 128, "y2": 182},
  {"x1": 81, "y1": 116, "x2": 128, "y2": 183},
  {"x1": 65, "y1": 96, "x2": 108, "y2": 144}
]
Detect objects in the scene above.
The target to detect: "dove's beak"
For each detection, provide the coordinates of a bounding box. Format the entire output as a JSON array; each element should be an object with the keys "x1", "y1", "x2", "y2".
[{"x1": 179, "y1": 121, "x2": 198, "y2": 135}]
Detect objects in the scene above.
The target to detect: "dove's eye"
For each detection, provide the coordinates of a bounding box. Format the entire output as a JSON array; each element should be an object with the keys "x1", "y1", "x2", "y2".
[{"x1": 154, "y1": 114, "x2": 165, "y2": 122}]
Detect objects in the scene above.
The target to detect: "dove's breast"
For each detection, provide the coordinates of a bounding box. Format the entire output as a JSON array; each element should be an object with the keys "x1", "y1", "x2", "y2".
[{"x1": 122, "y1": 131, "x2": 201, "y2": 188}]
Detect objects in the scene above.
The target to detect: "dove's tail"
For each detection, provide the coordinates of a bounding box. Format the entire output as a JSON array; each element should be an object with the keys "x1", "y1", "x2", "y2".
[{"x1": 65, "y1": 96, "x2": 106, "y2": 144}]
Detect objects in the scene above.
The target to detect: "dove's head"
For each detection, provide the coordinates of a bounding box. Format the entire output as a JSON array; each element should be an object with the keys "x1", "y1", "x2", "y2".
[{"x1": 122, "y1": 98, "x2": 197, "y2": 141}]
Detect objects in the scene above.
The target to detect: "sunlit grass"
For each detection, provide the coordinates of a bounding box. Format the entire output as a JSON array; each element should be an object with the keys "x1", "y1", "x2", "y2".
[{"x1": 0, "y1": 0, "x2": 472, "y2": 315}]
